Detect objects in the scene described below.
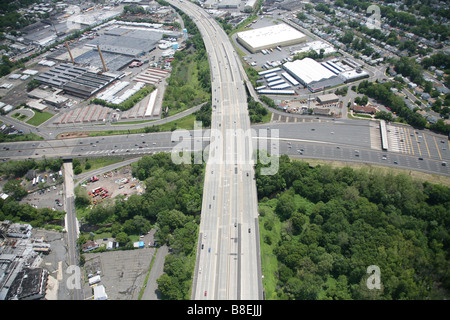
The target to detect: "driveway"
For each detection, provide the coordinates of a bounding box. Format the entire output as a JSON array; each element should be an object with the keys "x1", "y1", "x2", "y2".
[{"x1": 140, "y1": 244, "x2": 169, "y2": 300}]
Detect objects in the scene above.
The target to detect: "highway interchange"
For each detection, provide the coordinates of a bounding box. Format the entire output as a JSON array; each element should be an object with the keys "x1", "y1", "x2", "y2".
[{"x1": 0, "y1": 0, "x2": 449, "y2": 302}]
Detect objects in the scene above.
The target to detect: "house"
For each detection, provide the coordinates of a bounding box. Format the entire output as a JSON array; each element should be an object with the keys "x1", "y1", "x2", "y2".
[
  {"x1": 82, "y1": 240, "x2": 99, "y2": 252},
  {"x1": 421, "y1": 92, "x2": 431, "y2": 101}
]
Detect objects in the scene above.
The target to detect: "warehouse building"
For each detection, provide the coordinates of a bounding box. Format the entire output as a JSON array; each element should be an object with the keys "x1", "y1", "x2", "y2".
[
  {"x1": 1, "y1": 221, "x2": 50, "y2": 300},
  {"x1": 35, "y1": 64, "x2": 118, "y2": 99},
  {"x1": 236, "y1": 23, "x2": 307, "y2": 53},
  {"x1": 338, "y1": 68, "x2": 370, "y2": 83},
  {"x1": 5, "y1": 268, "x2": 48, "y2": 300},
  {"x1": 283, "y1": 58, "x2": 343, "y2": 92},
  {"x1": 63, "y1": 72, "x2": 117, "y2": 99},
  {"x1": 317, "y1": 93, "x2": 339, "y2": 105},
  {"x1": 86, "y1": 28, "x2": 164, "y2": 58},
  {"x1": 35, "y1": 63, "x2": 87, "y2": 88}
]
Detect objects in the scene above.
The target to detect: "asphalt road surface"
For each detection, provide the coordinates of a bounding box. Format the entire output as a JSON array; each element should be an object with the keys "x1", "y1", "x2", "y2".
[
  {"x1": 167, "y1": 0, "x2": 263, "y2": 300},
  {"x1": 62, "y1": 161, "x2": 83, "y2": 300},
  {"x1": 1, "y1": 120, "x2": 448, "y2": 177}
]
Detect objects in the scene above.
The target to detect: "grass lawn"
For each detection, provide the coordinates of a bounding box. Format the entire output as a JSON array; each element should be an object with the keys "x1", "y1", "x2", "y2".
[
  {"x1": 258, "y1": 199, "x2": 282, "y2": 300},
  {"x1": 259, "y1": 110, "x2": 272, "y2": 124},
  {"x1": 26, "y1": 111, "x2": 54, "y2": 126},
  {"x1": 84, "y1": 156, "x2": 125, "y2": 171},
  {"x1": 156, "y1": 113, "x2": 198, "y2": 131},
  {"x1": 12, "y1": 112, "x2": 28, "y2": 121},
  {"x1": 0, "y1": 132, "x2": 44, "y2": 142}
]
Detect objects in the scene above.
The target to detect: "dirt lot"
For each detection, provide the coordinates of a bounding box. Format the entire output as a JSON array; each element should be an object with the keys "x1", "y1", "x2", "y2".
[
  {"x1": 58, "y1": 132, "x2": 90, "y2": 139},
  {"x1": 80, "y1": 165, "x2": 144, "y2": 203}
]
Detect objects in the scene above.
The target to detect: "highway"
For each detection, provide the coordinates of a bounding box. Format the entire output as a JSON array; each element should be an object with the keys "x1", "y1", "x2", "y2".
[
  {"x1": 62, "y1": 162, "x2": 83, "y2": 300},
  {"x1": 0, "y1": 120, "x2": 449, "y2": 174},
  {"x1": 166, "y1": 0, "x2": 263, "y2": 300},
  {"x1": 0, "y1": 1, "x2": 449, "y2": 302}
]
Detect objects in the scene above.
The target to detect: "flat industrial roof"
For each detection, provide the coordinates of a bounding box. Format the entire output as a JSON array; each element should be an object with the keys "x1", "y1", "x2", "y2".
[
  {"x1": 283, "y1": 58, "x2": 336, "y2": 85},
  {"x1": 86, "y1": 28, "x2": 162, "y2": 57},
  {"x1": 236, "y1": 23, "x2": 306, "y2": 51}
]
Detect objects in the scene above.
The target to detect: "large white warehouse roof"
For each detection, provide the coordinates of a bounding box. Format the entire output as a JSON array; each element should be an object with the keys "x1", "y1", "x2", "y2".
[
  {"x1": 283, "y1": 58, "x2": 336, "y2": 85},
  {"x1": 236, "y1": 23, "x2": 306, "y2": 53}
]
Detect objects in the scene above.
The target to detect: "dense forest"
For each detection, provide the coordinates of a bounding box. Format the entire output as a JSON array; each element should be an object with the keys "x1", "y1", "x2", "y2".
[{"x1": 256, "y1": 154, "x2": 450, "y2": 299}]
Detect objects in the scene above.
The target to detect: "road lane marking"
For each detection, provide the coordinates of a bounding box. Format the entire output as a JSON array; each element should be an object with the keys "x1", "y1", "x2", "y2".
[
  {"x1": 407, "y1": 128, "x2": 415, "y2": 156},
  {"x1": 422, "y1": 133, "x2": 431, "y2": 158},
  {"x1": 414, "y1": 130, "x2": 422, "y2": 156},
  {"x1": 433, "y1": 136, "x2": 442, "y2": 160}
]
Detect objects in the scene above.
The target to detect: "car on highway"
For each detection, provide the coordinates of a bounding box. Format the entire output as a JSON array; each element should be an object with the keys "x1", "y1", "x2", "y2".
[{"x1": 418, "y1": 157, "x2": 423, "y2": 160}]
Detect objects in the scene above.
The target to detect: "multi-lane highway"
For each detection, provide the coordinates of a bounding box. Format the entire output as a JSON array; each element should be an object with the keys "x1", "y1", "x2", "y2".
[
  {"x1": 0, "y1": 0, "x2": 449, "y2": 303},
  {"x1": 2, "y1": 118, "x2": 449, "y2": 173},
  {"x1": 1, "y1": 120, "x2": 449, "y2": 174},
  {"x1": 166, "y1": 0, "x2": 263, "y2": 300}
]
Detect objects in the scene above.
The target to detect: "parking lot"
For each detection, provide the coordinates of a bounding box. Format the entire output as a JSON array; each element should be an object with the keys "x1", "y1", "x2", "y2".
[
  {"x1": 11, "y1": 170, "x2": 66, "y2": 212},
  {"x1": 82, "y1": 230, "x2": 157, "y2": 300},
  {"x1": 232, "y1": 15, "x2": 311, "y2": 70}
]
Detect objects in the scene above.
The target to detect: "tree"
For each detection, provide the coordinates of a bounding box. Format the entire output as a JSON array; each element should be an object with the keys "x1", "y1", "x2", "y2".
[
  {"x1": 122, "y1": 215, "x2": 151, "y2": 235},
  {"x1": 341, "y1": 30, "x2": 354, "y2": 44},
  {"x1": 74, "y1": 186, "x2": 91, "y2": 208},
  {"x1": 3, "y1": 179, "x2": 27, "y2": 199},
  {"x1": 275, "y1": 192, "x2": 296, "y2": 220},
  {"x1": 290, "y1": 211, "x2": 307, "y2": 234},
  {"x1": 115, "y1": 232, "x2": 130, "y2": 245},
  {"x1": 258, "y1": 157, "x2": 450, "y2": 299}
]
